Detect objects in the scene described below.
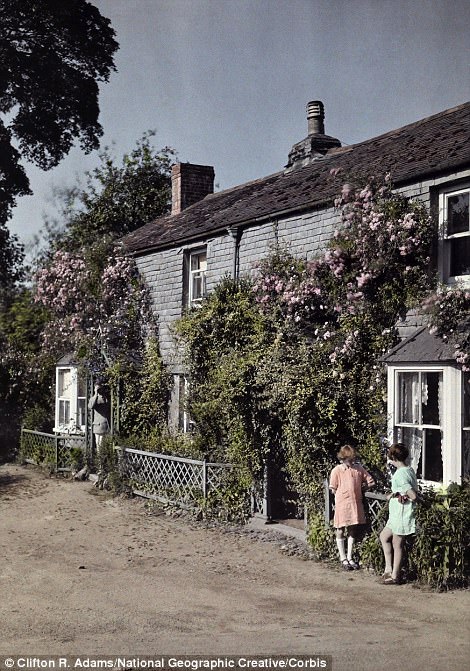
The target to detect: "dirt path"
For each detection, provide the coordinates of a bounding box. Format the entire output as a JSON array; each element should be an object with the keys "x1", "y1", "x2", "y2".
[{"x1": 0, "y1": 463, "x2": 468, "y2": 671}]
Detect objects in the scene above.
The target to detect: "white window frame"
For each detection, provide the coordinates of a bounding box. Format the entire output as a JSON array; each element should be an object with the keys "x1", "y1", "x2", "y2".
[
  {"x1": 178, "y1": 375, "x2": 195, "y2": 434},
  {"x1": 55, "y1": 366, "x2": 86, "y2": 434},
  {"x1": 386, "y1": 364, "x2": 462, "y2": 486},
  {"x1": 463, "y1": 372, "x2": 470, "y2": 479},
  {"x1": 188, "y1": 248, "x2": 207, "y2": 306},
  {"x1": 439, "y1": 183, "x2": 470, "y2": 286}
]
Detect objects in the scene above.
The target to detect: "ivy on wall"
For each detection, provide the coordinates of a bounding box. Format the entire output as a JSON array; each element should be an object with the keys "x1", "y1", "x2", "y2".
[{"x1": 176, "y1": 175, "x2": 436, "y2": 516}]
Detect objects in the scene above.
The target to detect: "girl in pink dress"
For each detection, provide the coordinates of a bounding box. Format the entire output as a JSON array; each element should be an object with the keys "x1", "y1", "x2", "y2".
[{"x1": 329, "y1": 445, "x2": 375, "y2": 570}]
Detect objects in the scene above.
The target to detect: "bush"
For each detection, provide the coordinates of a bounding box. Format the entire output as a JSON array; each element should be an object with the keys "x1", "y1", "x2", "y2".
[
  {"x1": 95, "y1": 436, "x2": 130, "y2": 494},
  {"x1": 117, "y1": 427, "x2": 205, "y2": 460},
  {"x1": 197, "y1": 468, "x2": 252, "y2": 524},
  {"x1": 358, "y1": 482, "x2": 470, "y2": 589},
  {"x1": 306, "y1": 512, "x2": 336, "y2": 561},
  {"x1": 409, "y1": 482, "x2": 470, "y2": 589}
]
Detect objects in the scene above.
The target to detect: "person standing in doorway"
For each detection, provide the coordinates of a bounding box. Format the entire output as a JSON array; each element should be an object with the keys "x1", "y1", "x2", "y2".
[{"x1": 88, "y1": 381, "x2": 110, "y2": 450}]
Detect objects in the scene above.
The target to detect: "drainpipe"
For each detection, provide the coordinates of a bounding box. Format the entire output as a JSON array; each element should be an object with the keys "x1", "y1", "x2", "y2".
[{"x1": 227, "y1": 226, "x2": 242, "y2": 280}]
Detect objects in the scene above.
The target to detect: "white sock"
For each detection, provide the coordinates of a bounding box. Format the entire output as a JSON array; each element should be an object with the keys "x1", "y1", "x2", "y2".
[
  {"x1": 336, "y1": 538, "x2": 347, "y2": 561},
  {"x1": 347, "y1": 536, "x2": 355, "y2": 561}
]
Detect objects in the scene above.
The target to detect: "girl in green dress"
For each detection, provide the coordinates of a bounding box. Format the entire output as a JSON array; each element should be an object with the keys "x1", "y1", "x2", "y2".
[{"x1": 379, "y1": 443, "x2": 418, "y2": 584}]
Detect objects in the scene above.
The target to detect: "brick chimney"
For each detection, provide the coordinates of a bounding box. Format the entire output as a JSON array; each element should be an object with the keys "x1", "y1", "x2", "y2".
[
  {"x1": 171, "y1": 163, "x2": 215, "y2": 215},
  {"x1": 285, "y1": 100, "x2": 341, "y2": 171}
]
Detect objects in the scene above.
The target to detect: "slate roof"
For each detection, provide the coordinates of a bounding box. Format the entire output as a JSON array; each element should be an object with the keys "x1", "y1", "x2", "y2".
[
  {"x1": 122, "y1": 102, "x2": 470, "y2": 255},
  {"x1": 382, "y1": 327, "x2": 458, "y2": 364}
]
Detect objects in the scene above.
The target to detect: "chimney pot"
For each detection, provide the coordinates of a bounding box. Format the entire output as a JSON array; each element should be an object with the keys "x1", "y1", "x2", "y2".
[
  {"x1": 307, "y1": 100, "x2": 325, "y2": 135},
  {"x1": 285, "y1": 100, "x2": 340, "y2": 171}
]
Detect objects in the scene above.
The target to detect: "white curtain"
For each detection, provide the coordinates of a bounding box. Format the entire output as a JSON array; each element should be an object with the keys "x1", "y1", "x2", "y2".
[{"x1": 409, "y1": 430, "x2": 422, "y2": 473}]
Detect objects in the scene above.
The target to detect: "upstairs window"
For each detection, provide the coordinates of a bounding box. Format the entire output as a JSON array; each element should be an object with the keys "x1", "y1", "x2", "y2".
[
  {"x1": 188, "y1": 248, "x2": 207, "y2": 306},
  {"x1": 441, "y1": 187, "x2": 470, "y2": 282}
]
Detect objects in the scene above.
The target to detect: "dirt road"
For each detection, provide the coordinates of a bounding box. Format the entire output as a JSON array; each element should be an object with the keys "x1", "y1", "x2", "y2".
[{"x1": 0, "y1": 463, "x2": 468, "y2": 671}]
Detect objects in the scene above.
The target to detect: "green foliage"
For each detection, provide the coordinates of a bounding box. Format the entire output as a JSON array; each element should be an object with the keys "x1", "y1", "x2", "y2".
[
  {"x1": 176, "y1": 276, "x2": 268, "y2": 382},
  {"x1": 0, "y1": 227, "x2": 24, "y2": 295},
  {"x1": 175, "y1": 177, "x2": 437, "y2": 523},
  {"x1": 69, "y1": 446, "x2": 85, "y2": 471},
  {"x1": 306, "y1": 512, "x2": 336, "y2": 560},
  {"x1": 21, "y1": 405, "x2": 54, "y2": 435},
  {"x1": 358, "y1": 483, "x2": 470, "y2": 589},
  {"x1": 95, "y1": 436, "x2": 129, "y2": 494},
  {"x1": 176, "y1": 277, "x2": 271, "y2": 470},
  {"x1": 109, "y1": 336, "x2": 171, "y2": 439},
  {"x1": 197, "y1": 468, "x2": 253, "y2": 524},
  {"x1": 36, "y1": 133, "x2": 174, "y2": 264},
  {"x1": 118, "y1": 427, "x2": 204, "y2": 460},
  {"x1": 0, "y1": 288, "x2": 54, "y2": 456},
  {"x1": 409, "y1": 483, "x2": 470, "y2": 589},
  {"x1": 0, "y1": 289, "x2": 48, "y2": 351},
  {"x1": 0, "y1": 0, "x2": 118, "y2": 225}
]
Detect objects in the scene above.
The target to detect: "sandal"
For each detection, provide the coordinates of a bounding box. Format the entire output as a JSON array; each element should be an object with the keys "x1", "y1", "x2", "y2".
[
  {"x1": 383, "y1": 576, "x2": 401, "y2": 585},
  {"x1": 341, "y1": 559, "x2": 353, "y2": 571},
  {"x1": 348, "y1": 559, "x2": 360, "y2": 570}
]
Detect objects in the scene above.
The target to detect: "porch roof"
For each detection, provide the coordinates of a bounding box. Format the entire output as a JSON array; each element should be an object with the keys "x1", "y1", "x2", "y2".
[
  {"x1": 382, "y1": 327, "x2": 458, "y2": 364},
  {"x1": 56, "y1": 352, "x2": 79, "y2": 366}
]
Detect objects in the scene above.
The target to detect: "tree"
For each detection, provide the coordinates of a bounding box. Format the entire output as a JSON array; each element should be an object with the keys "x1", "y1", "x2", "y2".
[
  {"x1": 0, "y1": 0, "x2": 119, "y2": 224},
  {"x1": 24, "y1": 133, "x2": 175, "y2": 437},
  {"x1": 31, "y1": 132, "x2": 176, "y2": 354},
  {"x1": 37, "y1": 131, "x2": 175, "y2": 260},
  {"x1": 0, "y1": 223, "x2": 24, "y2": 297},
  {"x1": 0, "y1": 287, "x2": 52, "y2": 459}
]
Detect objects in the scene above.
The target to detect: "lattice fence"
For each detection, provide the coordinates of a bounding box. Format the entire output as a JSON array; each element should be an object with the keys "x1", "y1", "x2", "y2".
[
  {"x1": 119, "y1": 446, "x2": 232, "y2": 507},
  {"x1": 21, "y1": 429, "x2": 86, "y2": 472}
]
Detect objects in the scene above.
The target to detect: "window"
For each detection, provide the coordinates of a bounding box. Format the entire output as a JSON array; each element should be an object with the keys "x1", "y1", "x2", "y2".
[
  {"x1": 188, "y1": 249, "x2": 207, "y2": 305},
  {"x1": 463, "y1": 372, "x2": 470, "y2": 479},
  {"x1": 77, "y1": 374, "x2": 87, "y2": 429},
  {"x1": 387, "y1": 363, "x2": 465, "y2": 485},
  {"x1": 395, "y1": 371, "x2": 443, "y2": 482},
  {"x1": 441, "y1": 187, "x2": 470, "y2": 282},
  {"x1": 55, "y1": 366, "x2": 87, "y2": 433},
  {"x1": 178, "y1": 375, "x2": 194, "y2": 433},
  {"x1": 57, "y1": 368, "x2": 72, "y2": 429}
]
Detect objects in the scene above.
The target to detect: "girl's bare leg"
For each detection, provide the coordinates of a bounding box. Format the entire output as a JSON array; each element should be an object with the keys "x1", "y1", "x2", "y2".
[
  {"x1": 379, "y1": 526, "x2": 393, "y2": 575},
  {"x1": 391, "y1": 535, "x2": 405, "y2": 580}
]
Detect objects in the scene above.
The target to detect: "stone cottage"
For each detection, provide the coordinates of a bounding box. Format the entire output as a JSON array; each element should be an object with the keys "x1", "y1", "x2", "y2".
[{"x1": 122, "y1": 100, "x2": 470, "y2": 487}]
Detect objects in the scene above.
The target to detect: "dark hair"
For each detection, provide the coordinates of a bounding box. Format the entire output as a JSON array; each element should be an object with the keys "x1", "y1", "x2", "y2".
[{"x1": 387, "y1": 442, "x2": 409, "y2": 463}]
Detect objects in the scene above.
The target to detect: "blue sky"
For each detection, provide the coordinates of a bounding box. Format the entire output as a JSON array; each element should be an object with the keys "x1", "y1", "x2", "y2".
[{"x1": 7, "y1": 0, "x2": 470, "y2": 251}]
